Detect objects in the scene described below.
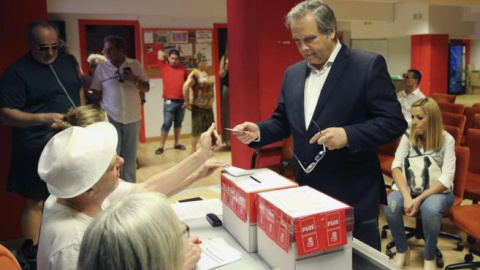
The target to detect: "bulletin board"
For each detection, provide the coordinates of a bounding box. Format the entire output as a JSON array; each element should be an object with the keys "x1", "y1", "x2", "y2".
[{"x1": 141, "y1": 28, "x2": 213, "y2": 78}]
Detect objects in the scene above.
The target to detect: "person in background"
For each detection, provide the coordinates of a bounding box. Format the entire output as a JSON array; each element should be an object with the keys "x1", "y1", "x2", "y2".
[
  {"x1": 232, "y1": 0, "x2": 406, "y2": 250},
  {"x1": 183, "y1": 54, "x2": 215, "y2": 152},
  {"x1": 384, "y1": 98, "x2": 455, "y2": 270},
  {"x1": 81, "y1": 54, "x2": 107, "y2": 105},
  {"x1": 155, "y1": 49, "x2": 189, "y2": 154},
  {"x1": 91, "y1": 35, "x2": 150, "y2": 183},
  {"x1": 78, "y1": 192, "x2": 199, "y2": 270},
  {"x1": 0, "y1": 20, "x2": 82, "y2": 245},
  {"x1": 36, "y1": 106, "x2": 225, "y2": 270},
  {"x1": 219, "y1": 48, "x2": 230, "y2": 147},
  {"x1": 397, "y1": 69, "x2": 425, "y2": 127}
]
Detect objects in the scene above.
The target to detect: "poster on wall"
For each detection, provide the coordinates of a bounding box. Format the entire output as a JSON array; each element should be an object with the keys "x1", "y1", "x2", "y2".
[
  {"x1": 195, "y1": 43, "x2": 212, "y2": 65},
  {"x1": 155, "y1": 30, "x2": 170, "y2": 44},
  {"x1": 196, "y1": 30, "x2": 212, "y2": 43},
  {"x1": 188, "y1": 31, "x2": 196, "y2": 43},
  {"x1": 171, "y1": 30, "x2": 188, "y2": 43},
  {"x1": 178, "y1": 43, "x2": 193, "y2": 56},
  {"x1": 144, "y1": 31, "x2": 154, "y2": 44}
]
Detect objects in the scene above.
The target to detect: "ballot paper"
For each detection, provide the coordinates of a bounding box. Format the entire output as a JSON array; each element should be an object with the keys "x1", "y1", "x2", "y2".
[
  {"x1": 196, "y1": 238, "x2": 242, "y2": 270},
  {"x1": 223, "y1": 165, "x2": 253, "y2": 177},
  {"x1": 171, "y1": 199, "x2": 222, "y2": 221}
]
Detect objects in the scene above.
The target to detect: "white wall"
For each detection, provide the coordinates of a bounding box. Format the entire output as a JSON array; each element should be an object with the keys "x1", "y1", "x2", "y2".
[
  {"x1": 351, "y1": 36, "x2": 411, "y2": 76},
  {"x1": 429, "y1": 5, "x2": 476, "y2": 38},
  {"x1": 386, "y1": 36, "x2": 411, "y2": 76},
  {"x1": 471, "y1": 40, "x2": 480, "y2": 70}
]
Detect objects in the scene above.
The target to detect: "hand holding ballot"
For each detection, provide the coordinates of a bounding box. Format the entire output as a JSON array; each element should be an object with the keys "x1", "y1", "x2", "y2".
[{"x1": 231, "y1": 122, "x2": 260, "y2": 144}]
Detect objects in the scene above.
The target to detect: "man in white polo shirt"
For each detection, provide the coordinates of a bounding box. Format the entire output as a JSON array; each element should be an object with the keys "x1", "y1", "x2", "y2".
[
  {"x1": 91, "y1": 35, "x2": 149, "y2": 183},
  {"x1": 397, "y1": 69, "x2": 425, "y2": 127}
]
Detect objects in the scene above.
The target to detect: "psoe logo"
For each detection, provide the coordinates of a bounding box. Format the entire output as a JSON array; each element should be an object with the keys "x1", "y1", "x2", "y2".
[
  {"x1": 327, "y1": 219, "x2": 339, "y2": 227},
  {"x1": 302, "y1": 224, "x2": 315, "y2": 233}
]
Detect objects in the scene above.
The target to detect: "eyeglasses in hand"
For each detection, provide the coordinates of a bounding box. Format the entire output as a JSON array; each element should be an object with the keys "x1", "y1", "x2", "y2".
[{"x1": 288, "y1": 121, "x2": 327, "y2": 174}]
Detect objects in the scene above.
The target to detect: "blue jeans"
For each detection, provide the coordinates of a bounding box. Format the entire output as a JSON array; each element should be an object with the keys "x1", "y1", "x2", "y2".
[
  {"x1": 161, "y1": 99, "x2": 185, "y2": 132},
  {"x1": 108, "y1": 117, "x2": 141, "y2": 183},
  {"x1": 383, "y1": 190, "x2": 455, "y2": 259}
]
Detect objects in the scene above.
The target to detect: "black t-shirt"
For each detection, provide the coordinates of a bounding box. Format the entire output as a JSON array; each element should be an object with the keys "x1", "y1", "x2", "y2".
[{"x1": 0, "y1": 52, "x2": 81, "y2": 154}]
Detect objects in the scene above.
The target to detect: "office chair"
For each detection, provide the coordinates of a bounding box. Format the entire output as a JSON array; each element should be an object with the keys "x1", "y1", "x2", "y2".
[{"x1": 382, "y1": 146, "x2": 470, "y2": 268}]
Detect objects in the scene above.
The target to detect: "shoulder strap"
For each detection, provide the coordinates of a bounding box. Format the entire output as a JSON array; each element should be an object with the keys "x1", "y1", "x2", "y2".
[{"x1": 404, "y1": 132, "x2": 423, "y2": 156}]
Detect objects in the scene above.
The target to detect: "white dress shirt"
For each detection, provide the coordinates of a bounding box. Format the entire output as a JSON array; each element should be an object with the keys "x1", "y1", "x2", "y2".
[
  {"x1": 304, "y1": 41, "x2": 342, "y2": 129},
  {"x1": 397, "y1": 87, "x2": 425, "y2": 127},
  {"x1": 91, "y1": 57, "x2": 149, "y2": 124}
]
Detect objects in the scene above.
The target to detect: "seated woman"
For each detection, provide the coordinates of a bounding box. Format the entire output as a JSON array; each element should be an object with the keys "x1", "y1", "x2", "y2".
[
  {"x1": 78, "y1": 192, "x2": 200, "y2": 270},
  {"x1": 383, "y1": 98, "x2": 455, "y2": 270}
]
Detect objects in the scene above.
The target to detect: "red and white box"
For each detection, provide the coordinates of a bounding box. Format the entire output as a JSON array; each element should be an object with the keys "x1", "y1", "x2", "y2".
[
  {"x1": 221, "y1": 168, "x2": 298, "y2": 252},
  {"x1": 257, "y1": 186, "x2": 354, "y2": 270}
]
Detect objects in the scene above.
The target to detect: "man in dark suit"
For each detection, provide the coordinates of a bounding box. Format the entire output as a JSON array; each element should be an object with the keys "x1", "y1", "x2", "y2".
[{"x1": 233, "y1": 0, "x2": 406, "y2": 250}]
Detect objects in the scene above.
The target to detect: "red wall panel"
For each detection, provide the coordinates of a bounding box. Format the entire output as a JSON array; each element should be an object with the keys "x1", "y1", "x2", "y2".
[
  {"x1": 411, "y1": 34, "x2": 448, "y2": 97},
  {"x1": 228, "y1": 0, "x2": 300, "y2": 168}
]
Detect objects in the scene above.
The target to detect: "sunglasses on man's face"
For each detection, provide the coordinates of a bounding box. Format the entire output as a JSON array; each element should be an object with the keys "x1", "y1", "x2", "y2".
[{"x1": 36, "y1": 44, "x2": 60, "y2": 52}]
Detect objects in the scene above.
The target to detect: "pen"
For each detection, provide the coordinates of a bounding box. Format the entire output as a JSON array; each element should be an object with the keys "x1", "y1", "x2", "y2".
[{"x1": 250, "y1": 176, "x2": 261, "y2": 183}]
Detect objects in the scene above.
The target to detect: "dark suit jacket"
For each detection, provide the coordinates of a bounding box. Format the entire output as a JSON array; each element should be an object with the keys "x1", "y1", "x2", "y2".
[{"x1": 251, "y1": 44, "x2": 407, "y2": 224}]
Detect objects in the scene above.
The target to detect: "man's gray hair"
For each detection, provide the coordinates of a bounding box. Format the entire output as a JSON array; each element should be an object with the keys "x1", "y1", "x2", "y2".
[
  {"x1": 285, "y1": 0, "x2": 338, "y2": 39},
  {"x1": 78, "y1": 193, "x2": 185, "y2": 270}
]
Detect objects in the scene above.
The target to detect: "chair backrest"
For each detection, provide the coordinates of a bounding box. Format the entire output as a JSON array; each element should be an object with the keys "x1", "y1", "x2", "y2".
[
  {"x1": 441, "y1": 112, "x2": 466, "y2": 135},
  {"x1": 0, "y1": 245, "x2": 21, "y2": 270},
  {"x1": 452, "y1": 146, "x2": 470, "y2": 203},
  {"x1": 463, "y1": 107, "x2": 480, "y2": 135},
  {"x1": 474, "y1": 114, "x2": 480, "y2": 129},
  {"x1": 438, "y1": 102, "x2": 465, "y2": 115},
  {"x1": 443, "y1": 125, "x2": 461, "y2": 145},
  {"x1": 466, "y1": 129, "x2": 480, "y2": 174},
  {"x1": 377, "y1": 139, "x2": 399, "y2": 156},
  {"x1": 432, "y1": 93, "x2": 456, "y2": 104}
]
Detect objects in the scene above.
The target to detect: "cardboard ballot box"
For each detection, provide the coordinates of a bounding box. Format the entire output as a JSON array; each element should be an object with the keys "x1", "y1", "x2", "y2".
[
  {"x1": 257, "y1": 186, "x2": 354, "y2": 270},
  {"x1": 221, "y1": 168, "x2": 298, "y2": 252}
]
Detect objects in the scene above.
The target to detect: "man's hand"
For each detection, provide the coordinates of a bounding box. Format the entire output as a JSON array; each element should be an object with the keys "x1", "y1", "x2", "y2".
[
  {"x1": 183, "y1": 237, "x2": 202, "y2": 270},
  {"x1": 123, "y1": 69, "x2": 137, "y2": 83},
  {"x1": 196, "y1": 159, "x2": 229, "y2": 179},
  {"x1": 231, "y1": 122, "x2": 260, "y2": 144},
  {"x1": 197, "y1": 123, "x2": 219, "y2": 157},
  {"x1": 309, "y1": 127, "x2": 348, "y2": 150},
  {"x1": 43, "y1": 113, "x2": 64, "y2": 124},
  {"x1": 157, "y1": 50, "x2": 166, "y2": 61}
]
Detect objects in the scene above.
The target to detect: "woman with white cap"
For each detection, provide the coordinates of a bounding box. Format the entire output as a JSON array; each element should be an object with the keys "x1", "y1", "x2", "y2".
[{"x1": 36, "y1": 105, "x2": 224, "y2": 270}]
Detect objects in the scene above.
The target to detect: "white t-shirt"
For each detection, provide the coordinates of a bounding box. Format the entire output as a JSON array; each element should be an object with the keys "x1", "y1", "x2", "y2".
[
  {"x1": 91, "y1": 57, "x2": 149, "y2": 124},
  {"x1": 397, "y1": 87, "x2": 425, "y2": 127},
  {"x1": 37, "y1": 182, "x2": 132, "y2": 270}
]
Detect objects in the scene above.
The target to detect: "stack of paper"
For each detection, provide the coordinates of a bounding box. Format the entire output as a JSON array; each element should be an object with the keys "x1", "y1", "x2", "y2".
[
  {"x1": 223, "y1": 165, "x2": 253, "y2": 177},
  {"x1": 171, "y1": 199, "x2": 222, "y2": 221},
  {"x1": 196, "y1": 238, "x2": 242, "y2": 270}
]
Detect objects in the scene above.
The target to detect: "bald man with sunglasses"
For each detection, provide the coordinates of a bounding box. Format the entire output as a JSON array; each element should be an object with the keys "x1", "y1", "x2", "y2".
[{"x1": 0, "y1": 21, "x2": 83, "y2": 246}]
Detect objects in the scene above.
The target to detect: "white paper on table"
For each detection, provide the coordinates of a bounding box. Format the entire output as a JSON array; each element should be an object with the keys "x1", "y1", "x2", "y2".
[
  {"x1": 223, "y1": 165, "x2": 253, "y2": 177},
  {"x1": 171, "y1": 199, "x2": 222, "y2": 221},
  {"x1": 196, "y1": 238, "x2": 242, "y2": 270}
]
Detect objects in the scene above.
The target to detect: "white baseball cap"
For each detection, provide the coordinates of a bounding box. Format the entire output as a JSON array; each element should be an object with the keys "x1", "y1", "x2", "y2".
[{"x1": 38, "y1": 122, "x2": 118, "y2": 199}]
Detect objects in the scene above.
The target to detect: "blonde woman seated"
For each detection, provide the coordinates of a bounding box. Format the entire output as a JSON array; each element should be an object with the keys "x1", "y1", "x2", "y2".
[
  {"x1": 78, "y1": 192, "x2": 199, "y2": 270},
  {"x1": 383, "y1": 98, "x2": 455, "y2": 270}
]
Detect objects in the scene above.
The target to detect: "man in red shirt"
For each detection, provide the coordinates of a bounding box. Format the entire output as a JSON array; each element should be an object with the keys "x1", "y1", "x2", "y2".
[{"x1": 156, "y1": 49, "x2": 189, "y2": 154}]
